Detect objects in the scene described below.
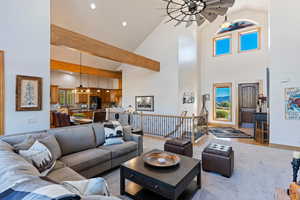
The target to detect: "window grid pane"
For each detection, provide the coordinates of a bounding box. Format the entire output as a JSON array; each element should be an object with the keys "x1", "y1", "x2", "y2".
[
  {"x1": 215, "y1": 37, "x2": 231, "y2": 56},
  {"x1": 240, "y1": 31, "x2": 259, "y2": 51},
  {"x1": 59, "y1": 90, "x2": 66, "y2": 106}
]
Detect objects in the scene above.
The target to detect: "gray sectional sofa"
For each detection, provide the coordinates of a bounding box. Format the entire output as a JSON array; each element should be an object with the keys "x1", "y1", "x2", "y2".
[{"x1": 0, "y1": 123, "x2": 143, "y2": 198}]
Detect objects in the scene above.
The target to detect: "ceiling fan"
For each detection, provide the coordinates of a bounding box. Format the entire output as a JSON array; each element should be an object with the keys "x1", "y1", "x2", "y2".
[{"x1": 162, "y1": 0, "x2": 235, "y2": 27}]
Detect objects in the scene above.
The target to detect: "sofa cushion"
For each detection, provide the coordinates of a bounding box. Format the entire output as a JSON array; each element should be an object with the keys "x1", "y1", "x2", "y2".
[
  {"x1": 59, "y1": 148, "x2": 111, "y2": 172},
  {"x1": 47, "y1": 167, "x2": 85, "y2": 183},
  {"x1": 1, "y1": 131, "x2": 48, "y2": 146},
  {"x1": 48, "y1": 125, "x2": 96, "y2": 156},
  {"x1": 0, "y1": 140, "x2": 14, "y2": 152},
  {"x1": 92, "y1": 123, "x2": 106, "y2": 146},
  {"x1": 100, "y1": 141, "x2": 137, "y2": 158},
  {"x1": 39, "y1": 135, "x2": 62, "y2": 160},
  {"x1": 13, "y1": 135, "x2": 36, "y2": 151}
]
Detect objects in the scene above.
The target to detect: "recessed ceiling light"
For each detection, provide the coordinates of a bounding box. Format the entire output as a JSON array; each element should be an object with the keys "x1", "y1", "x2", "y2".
[
  {"x1": 122, "y1": 21, "x2": 127, "y2": 27},
  {"x1": 90, "y1": 3, "x2": 96, "y2": 10}
]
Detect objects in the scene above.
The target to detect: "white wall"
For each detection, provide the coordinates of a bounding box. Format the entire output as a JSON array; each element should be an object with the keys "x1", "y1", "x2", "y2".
[
  {"x1": 269, "y1": 1, "x2": 300, "y2": 146},
  {"x1": 122, "y1": 20, "x2": 198, "y2": 115},
  {"x1": 199, "y1": 9, "x2": 269, "y2": 126},
  {"x1": 0, "y1": 0, "x2": 50, "y2": 134},
  {"x1": 51, "y1": 71, "x2": 116, "y2": 89}
]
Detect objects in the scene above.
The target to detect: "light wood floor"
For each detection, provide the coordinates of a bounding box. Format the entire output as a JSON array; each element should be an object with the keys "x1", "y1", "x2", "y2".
[{"x1": 144, "y1": 127, "x2": 300, "y2": 152}]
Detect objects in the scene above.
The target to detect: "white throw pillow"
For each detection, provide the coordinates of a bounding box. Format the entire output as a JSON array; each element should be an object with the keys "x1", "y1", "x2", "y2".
[{"x1": 19, "y1": 140, "x2": 56, "y2": 176}]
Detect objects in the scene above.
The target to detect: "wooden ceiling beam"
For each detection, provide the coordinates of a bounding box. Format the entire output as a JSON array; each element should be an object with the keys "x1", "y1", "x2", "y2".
[
  {"x1": 51, "y1": 59, "x2": 122, "y2": 79},
  {"x1": 51, "y1": 24, "x2": 160, "y2": 72}
]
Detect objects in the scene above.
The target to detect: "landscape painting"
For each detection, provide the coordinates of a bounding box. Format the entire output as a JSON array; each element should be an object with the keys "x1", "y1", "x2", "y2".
[
  {"x1": 213, "y1": 83, "x2": 232, "y2": 121},
  {"x1": 135, "y1": 96, "x2": 154, "y2": 112},
  {"x1": 285, "y1": 88, "x2": 300, "y2": 120}
]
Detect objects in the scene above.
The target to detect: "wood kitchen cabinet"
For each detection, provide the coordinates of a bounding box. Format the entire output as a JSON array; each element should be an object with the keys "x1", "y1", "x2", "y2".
[
  {"x1": 101, "y1": 89, "x2": 111, "y2": 103},
  {"x1": 76, "y1": 93, "x2": 88, "y2": 104},
  {"x1": 50, "y1": 85, "x2": 59, "y2": 104}
]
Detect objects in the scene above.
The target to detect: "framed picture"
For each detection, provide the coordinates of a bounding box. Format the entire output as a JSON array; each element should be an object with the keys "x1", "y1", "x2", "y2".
[
  {"x1": 213, "y1": 83, "x2": 232, "y2": 122},
  {"x1": 285, "y1": 87, "x2": 300, "y2": 120},
  {"x1": 16, "y1": 75, "x2": 42, "y2": 111},
  {"x1": 183, "y1": 92, "x2": 195, "y2": 104},
  {"x1": 135, "y1": 96, "x2": 154, "y2": 112}
]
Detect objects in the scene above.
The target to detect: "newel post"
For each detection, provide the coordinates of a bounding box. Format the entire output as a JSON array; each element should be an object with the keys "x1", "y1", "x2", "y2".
[
  {"x1": 192, "y1": 114, "x2": 195, "y2": 145},
  {"x1": 140, "y1": 112, "x2": 143, "y2": 130}
]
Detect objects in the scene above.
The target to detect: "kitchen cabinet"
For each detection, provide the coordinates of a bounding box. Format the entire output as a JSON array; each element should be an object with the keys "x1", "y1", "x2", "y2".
[
  {"x1": 50, "y1": 85, "x2": 59, "y2": 104},
  {"x1": 76, "y1": 93, "x2": 88, "y2": 104}
]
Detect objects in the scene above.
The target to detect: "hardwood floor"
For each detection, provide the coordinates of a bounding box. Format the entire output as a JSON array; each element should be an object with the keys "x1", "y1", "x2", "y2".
[{"x1": 144, "y1": 126, "x2": 300, "y2": 152}]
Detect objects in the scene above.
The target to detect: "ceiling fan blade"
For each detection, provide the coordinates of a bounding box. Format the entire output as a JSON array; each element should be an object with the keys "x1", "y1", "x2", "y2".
[
  {"x1": 175, "y1": 15, "x2": 187, "y2": 27},
  {"x1": 196, "y1": 14, "x2": 206, "y2": 26},
  {"x1": 206, "y1": 0, "x2": 235, "y2": 8},
  {"x1": 165, "y1": 13, "x2": 183, "y2": 24},
  {"x1": 203, "y1": 7, "x2": 228, "y2": 15},
  {"x1": 203, "y1": 0, "x2": 220, "y2": 4},
  {"x1": 185, "y1": 15, "x2": 194, "y2": 28},
  {"x1": 201, "y1": 11, "x2": 218, "y2": 23}
]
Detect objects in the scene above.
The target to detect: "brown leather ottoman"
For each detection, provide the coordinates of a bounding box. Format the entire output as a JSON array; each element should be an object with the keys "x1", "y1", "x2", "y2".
[
  {"x1": 164, "y1": 139, "x2": 193, "y2": 157},
  {"x1": 202, "y1": 143, "x2": 234, "y2": 178}
]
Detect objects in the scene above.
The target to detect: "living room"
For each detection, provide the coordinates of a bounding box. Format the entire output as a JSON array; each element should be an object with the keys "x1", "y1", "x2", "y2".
[{"x1": 1, "y1": 0, "x2": 300, "y2": 199}]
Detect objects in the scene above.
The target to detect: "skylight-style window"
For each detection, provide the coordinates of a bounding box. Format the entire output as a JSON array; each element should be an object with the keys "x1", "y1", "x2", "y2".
[
  {"x1": 213, "y1": 35, "x2": 232, "y2": 56},
  {"x1": 239, "y1": 28, "x2": 260, "y2": 52}
]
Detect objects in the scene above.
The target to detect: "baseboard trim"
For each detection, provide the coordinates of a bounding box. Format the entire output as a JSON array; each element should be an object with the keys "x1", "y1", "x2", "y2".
[{"x1": 269, "y1": 143, "x2": 300, "y2": 151}]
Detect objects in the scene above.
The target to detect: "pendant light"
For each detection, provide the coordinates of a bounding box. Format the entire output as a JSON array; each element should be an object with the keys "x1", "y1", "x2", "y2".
[
  {"x1": 78, "y1": 52, "x2": 84, "y2": 93},
  {"x1": 86, "y1": 73, "x2": 90, "y2": 93},
  {"x1": 97, "y1": 76, "x2": 101, "y2": 93},
  {"x1": 220, "y1": 15, "x2": 231, "y2": 29}
]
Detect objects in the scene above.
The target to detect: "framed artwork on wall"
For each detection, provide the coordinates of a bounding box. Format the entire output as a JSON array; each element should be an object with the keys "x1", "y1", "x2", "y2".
[
  {"x1": 183, "y1": 92, "x2": 195, "y2": 104},
  {"x1": 285, "y1": 87, "x2": 300, "y2": 120},
  {"x1": 135, "y1": 96, "x2": 154, "y2": 112},
  {"x1": 213, "y1": 83, "x2": 232, "y2": 122},
  {"x1": 16, "y1": 75, "x2": 42, "y2": 111}
]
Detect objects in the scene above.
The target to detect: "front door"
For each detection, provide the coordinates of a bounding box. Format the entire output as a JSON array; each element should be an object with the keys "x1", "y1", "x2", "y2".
[{"x1": 238, "y1": 83, "x2": 259, "y2": 128}]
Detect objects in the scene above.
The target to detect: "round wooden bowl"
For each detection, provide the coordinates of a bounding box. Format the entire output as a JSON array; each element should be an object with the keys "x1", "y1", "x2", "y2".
[{"x1": 143, "y1": 150, "x2": 180, "y2": 168}]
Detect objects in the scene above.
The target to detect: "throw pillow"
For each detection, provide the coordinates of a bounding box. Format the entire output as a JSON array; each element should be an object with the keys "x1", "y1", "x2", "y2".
[
  {"x1": 103, "y1": 121, "x2": 124, "y2": 146},
  {"x1": 39, "y1": 135, "x2": 62, "y2": 160},
  {"x1": 13, "y1": 135, "x2": 36, "y2": 151},
  {"x1": 19, "y1": 140, "x2": 56, "y2": 176}
]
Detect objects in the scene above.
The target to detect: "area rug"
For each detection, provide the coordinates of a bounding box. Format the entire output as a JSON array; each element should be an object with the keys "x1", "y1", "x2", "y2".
[
  {"x1": 209, "y1": 127, "x2": 253, "y2": 138},
  {"x1": 102, "y1": 136, "x2": 291, "y2": 200}
]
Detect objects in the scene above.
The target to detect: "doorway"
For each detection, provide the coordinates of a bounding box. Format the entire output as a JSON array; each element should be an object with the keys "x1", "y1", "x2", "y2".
[
  {"x1": 0, "y1": 51, "x2": 4, "y2": 135},
  {"x1": 238, "y1": 83, "x2": 259, "y2": 128}
]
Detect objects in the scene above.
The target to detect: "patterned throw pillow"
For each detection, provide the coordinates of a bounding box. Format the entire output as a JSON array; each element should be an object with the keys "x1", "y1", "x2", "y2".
[
  {"x1": 19, "y1": 140, "x2": 56, "y2": 176},
  {"x1": 103, "y1": 121, "x2": 124, "y2": 146}
]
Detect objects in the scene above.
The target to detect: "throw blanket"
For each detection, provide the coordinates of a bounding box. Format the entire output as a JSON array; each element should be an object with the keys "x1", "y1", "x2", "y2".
[
  {"x1": 0, "y1": 177, "x2": 80, "y2": 200},
  {"x1": 62, "y1": 178, "x2": 110, "y2": 196}
]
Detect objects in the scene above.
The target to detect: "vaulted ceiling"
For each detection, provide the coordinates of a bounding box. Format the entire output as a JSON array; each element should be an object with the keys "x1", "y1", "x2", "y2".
[{"x1": 51, "y1": 0, "x2": 269, "y2": 71}]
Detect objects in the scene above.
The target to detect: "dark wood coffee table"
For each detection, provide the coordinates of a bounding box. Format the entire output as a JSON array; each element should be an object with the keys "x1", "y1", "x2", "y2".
[{"x1": 120, "y1": 149, "x2": 201, "y2": 200}]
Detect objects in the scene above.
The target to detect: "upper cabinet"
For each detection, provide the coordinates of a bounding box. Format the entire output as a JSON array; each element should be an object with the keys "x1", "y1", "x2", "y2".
[{"x1": 50, "y1": 85, "x2": 59, "y2": 104}]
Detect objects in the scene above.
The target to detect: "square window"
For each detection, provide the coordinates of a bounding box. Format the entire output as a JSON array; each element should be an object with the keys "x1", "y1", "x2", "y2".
[
  {"x1": 214, "y1": 35, "x2": 232, "y2": 56},
  {"x1": 239, "y1": 29, "x2": 260, "y2": 52}
]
